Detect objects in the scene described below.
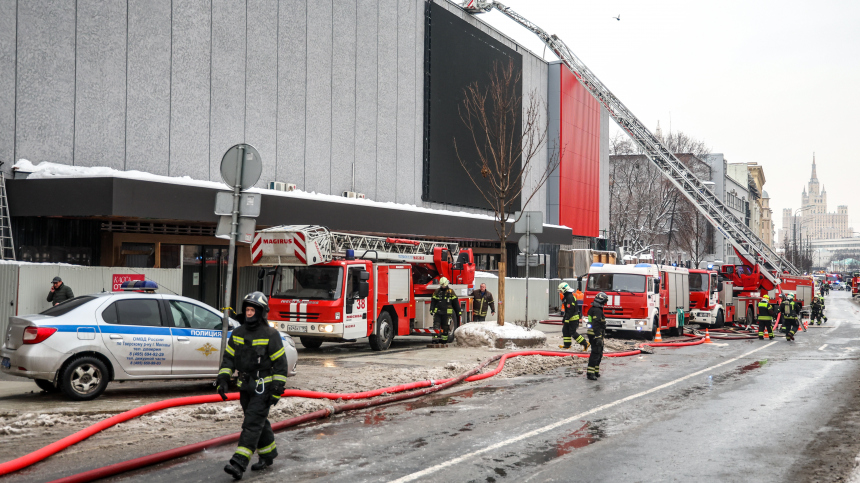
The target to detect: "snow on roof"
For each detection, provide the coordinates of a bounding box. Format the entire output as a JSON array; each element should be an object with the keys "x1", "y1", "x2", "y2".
[{"x1": 14, "y1": 160, "x2": 572, "y2": 229}]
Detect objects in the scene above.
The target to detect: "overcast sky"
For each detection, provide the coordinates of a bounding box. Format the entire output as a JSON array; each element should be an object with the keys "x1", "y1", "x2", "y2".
[{"x1": 477, "y1": 0, "x2": 860, "y2": 234}]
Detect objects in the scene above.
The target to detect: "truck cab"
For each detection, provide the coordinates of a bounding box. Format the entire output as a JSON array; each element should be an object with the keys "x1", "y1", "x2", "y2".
[
  {"x1": 687, "y1": 269, "x2": 725, "y2": 328},
  {"x1": 583, "y1": 263, "x2": 689, "y2": 340}
]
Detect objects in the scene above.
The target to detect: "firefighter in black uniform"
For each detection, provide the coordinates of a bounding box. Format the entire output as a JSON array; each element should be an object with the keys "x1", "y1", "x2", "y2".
[
  {"x1": 586, "y1": 292, "x2": 608, "y2": 380},
  {"x1": 811, "y1": 296, "x2": 825, "y2": 325},
  {"x1": 780, "y1": 294, "x2": 801, "y2": 341},
  {"x1": 430, "y1": 277, "x2": 461, "y2": 344},
  {"x1": 218, "y1": 292, "x2": 289, "y2": 480},
  {"x1": 557, "y1": 282, "x2": 589, "y2": 351},
  {"x1": 757, "y1": 294, "x2": 775, "y2": 340}
]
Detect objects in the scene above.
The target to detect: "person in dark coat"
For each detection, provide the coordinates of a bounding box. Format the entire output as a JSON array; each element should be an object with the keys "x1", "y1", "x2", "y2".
[{"x1": 47, "y1": 277, "x2": 74, "y2": 306}]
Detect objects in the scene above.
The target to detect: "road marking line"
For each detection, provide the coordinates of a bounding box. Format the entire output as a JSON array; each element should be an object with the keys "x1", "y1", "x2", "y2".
[
  {"x1": 389, "y1": 341, "x2": 779, "y2": 483},
  {"x1": 819, "y1": 344, "x2": 828, "y2": 351}
]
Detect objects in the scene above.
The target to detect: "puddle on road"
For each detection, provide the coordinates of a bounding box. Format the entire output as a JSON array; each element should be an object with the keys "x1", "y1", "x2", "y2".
[
  {"x1": 485, "y1": 421, "x2": 605, "y2": 479},
  {"x1": 401, "y1": 387, "x2": 501, "y2": 411}
]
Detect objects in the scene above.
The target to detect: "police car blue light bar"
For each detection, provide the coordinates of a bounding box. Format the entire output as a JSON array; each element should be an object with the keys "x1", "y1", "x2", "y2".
[{"x1": 120, "y1": 280, "x2": 159, "y2": 291}]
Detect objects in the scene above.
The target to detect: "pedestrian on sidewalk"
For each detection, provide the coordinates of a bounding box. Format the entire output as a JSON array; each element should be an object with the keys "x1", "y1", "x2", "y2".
[
  {"x1": 470, "y1": 283, "x2": 495, "y2": 322},
  {"x1": 46, "y1": 277, "x2": 74, "y2": 306},
  {"x1": 557, "y1": 282, "x2": 588, "y2": 351},
  {"x1": 218, "y1": 292, "x2": 288, "y2": 480},
  {"x1": 586, "y1": 292, "x2": 608, "y2": 380}
]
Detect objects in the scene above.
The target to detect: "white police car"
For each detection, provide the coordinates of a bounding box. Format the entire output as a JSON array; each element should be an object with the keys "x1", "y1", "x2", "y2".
[{"x1": 0, "y1": 281, "x2": 298, "y2": 400}]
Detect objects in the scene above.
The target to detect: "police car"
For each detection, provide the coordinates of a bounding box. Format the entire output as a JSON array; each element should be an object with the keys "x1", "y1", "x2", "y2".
[{"x1": 0, "y1": 281, "x2": 298, "y2": 400}]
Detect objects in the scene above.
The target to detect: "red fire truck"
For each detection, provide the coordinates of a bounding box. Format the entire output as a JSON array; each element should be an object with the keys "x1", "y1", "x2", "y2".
[
  {"x1": 583, "y1": 263, "x2": 689, "y2": 340},
  {"x1": 251, "y1": 225, "x2": 475, "y2": 351},
  {"x1": 852, "y1": 272, "x2": 860, "y2": 298},
  {"x1": 687, "y1": 269, "x2": 730, "y2": 328}
]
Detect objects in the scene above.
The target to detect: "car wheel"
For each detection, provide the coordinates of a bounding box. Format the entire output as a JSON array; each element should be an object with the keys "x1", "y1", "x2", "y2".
[
  {"x1": 60, "y1": 356, "x2": 109, "y2": 401},
  {"x1": 299, "y1": 337, "x2": 324, "y2": 350},
  {"x1": 35, "y1": 379, "x2": 59, "y2": 393},
  {"x1": 714, "y1": 310, "x2": 725, "y2": 329},
  {"x1": 369, "y1": 312, "x2": 394, "y2": 351}
]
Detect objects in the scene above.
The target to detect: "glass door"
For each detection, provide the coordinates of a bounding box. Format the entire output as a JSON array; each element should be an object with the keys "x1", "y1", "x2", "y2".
[{"x1": 182, "y1": 246, "x2": 234, "y2": 310}]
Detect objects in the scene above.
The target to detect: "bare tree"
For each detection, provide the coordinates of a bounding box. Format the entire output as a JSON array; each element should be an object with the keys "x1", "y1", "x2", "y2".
[{"x1": 455, "y1": 59, "x2": 560, "y2": 326}]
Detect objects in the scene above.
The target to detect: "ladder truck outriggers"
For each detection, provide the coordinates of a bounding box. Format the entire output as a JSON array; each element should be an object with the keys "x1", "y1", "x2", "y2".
[
  {"x1": 251, "y1": 225, "x2": 475, "y2": 351},
  {"x1": 462, "y1": 1, "x2": 801, "y2": 331}
]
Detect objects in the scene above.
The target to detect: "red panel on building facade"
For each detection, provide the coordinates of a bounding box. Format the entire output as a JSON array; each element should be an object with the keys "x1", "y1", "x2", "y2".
[{"x1": 558, "y1": 68, "x2": 601, "y2": 237}]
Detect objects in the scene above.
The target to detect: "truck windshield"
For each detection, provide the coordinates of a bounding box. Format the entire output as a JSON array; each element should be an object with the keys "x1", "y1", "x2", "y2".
[
  {"x1": 273, "y1": 266, "x2": 343, "y2": 300},
  {"x1": 689, "y1": 273, "x2": 706, "y2": 292},
  {"x1": 587, "y1": 274, "x2": 646, "y2": 293}
]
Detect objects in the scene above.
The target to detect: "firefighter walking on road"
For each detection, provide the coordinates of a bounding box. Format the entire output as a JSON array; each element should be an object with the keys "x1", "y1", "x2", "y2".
[
  {"x1": 557, "y1": 282, "x2": 589, "y2": 351},
  {"x1": 218, "y1": 292, "x2": 289, "y2": 480},
  {"x1": 757, "y1": 295, "x2": 775, "y2": 340},
  {"x1": 811, "y1": 296, "x2": 826, "y2": 325},
  {"x1": 430, "y1": 277, "x2": 461, "y2": 344},
  {"x1": 780, "y1": 294, "x2": 801, "y2": 341},
  {"x1": 586, "y1": 292, "x2": 608, "y2": 380},
  {"x1": 470, "y1": 283, "x2": 495, "y2": 322}
]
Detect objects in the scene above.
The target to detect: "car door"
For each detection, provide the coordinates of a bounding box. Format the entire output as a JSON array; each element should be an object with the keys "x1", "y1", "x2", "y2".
[
  {"x1": 98, "y1": 296, "x2": 173, "y2": 376},
  {"x1": 166, "y1": 299, "x2": 226, "y2": 375}
]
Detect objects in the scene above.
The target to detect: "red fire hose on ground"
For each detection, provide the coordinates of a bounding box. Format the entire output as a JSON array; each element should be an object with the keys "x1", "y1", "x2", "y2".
[{"x1": 1, "y1": 349, "x2": 650, "y2": 479}]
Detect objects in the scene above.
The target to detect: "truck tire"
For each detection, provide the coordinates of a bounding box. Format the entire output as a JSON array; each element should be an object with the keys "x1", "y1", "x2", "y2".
[
  {"x1": 746, "y1": 306, "x2": 755, "y2": 327},
  {"x1": 35, "y1": 379, "x2": 59, "y2": 393},
  {"x1": 714, "y1": 310, "x2": 725, "y2": 328},
  {"x1": 369, "y1": 312, "x2": 394, "y2": 351},
  {"x1": 647, "y1": 317, "x2": 659, "y2": 341},
  {"x1": 59, "y1": 356, "x2": 109, "y2": 401},
  {"x1": 300, "y1": 337, "x2": 324, "y2": 350}
]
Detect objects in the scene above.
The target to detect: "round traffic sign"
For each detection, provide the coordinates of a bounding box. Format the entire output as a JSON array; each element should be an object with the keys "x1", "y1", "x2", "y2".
[
  {"x1": 518, "y1": 234, "x2": 540, "y2": 255},
  {"x1": 220, "y1": 144, "x2": 262, "y2": 190}
]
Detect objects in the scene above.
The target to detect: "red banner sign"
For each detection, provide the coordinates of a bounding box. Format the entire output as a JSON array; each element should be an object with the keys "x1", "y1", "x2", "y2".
[{"x1": 112, "y1": 274, "x2": 145, "y2": 292}]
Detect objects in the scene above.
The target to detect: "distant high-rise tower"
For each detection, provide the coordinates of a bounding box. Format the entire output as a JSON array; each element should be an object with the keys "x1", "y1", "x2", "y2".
[{"x1": 785, "y1": 154, "x2": 853, "y2": 242}]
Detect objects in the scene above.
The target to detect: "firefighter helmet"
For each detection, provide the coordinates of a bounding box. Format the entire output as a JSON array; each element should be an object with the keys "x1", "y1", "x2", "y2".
[
  {"x1": 594, "y1": 292, "x2": 609, "y2": 305},
  {"x1": 558, "y1": 282, "x2": 572, "y2": 293},
  {"x1": 439, "y1": 277, "x2": 449, "y2": 287},
  {"x1": 787, "y1": 293, "x2": 794, "y2": 300},
  {"x1": 762, "y1": 294, "x2": 769, "y2": 300},
  {"x1": 242, "y1": 291, "x2": 269, "y2": 318}
]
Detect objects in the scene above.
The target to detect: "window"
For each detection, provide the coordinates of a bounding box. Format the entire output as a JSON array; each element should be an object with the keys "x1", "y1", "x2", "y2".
[
  {"x1": 587, "y1": 273, "x2": 646, "y2": 293},
  {"x1": 689, "y1": 273, "x2": 705, "y2": 292},
  {"x1": 273, "y1": 266, "x2": 343, "y2": 300},
  {"x1": 41, "y1": 296, "x2": 97, "y2": 316},
  {"x1": 169, "y1": 300, "x2": 223, "y2": 330},
  {"x1": 103, "y1": 299, "x2": 163, "y2": 326}
]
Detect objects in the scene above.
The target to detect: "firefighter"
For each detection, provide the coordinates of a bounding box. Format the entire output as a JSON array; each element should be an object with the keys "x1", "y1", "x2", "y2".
[
  {"x1": 557, "y1": 282, "x2": 589, "y2": 351},
  {"x1": 471, "y1": 283, "x2": 495, "y2": 322},
  {"x1": 586, "y1": 292, "x2": 609, "y2": 380},
  {"x1": 430, "y1": 277, "x2": 461, "y2": 344},
  {"x1": 757, "y1": 295, "x2": 775, "y2": 340},
  {"x1": 811, "y1": 296, "x2": 825, "y2": 325},
  {"x1": 218, "y1": 292, "x2": 289, "y2": 480},
  {"x1": 780, "y1": 294, "x2": 801, "y2": 341}
]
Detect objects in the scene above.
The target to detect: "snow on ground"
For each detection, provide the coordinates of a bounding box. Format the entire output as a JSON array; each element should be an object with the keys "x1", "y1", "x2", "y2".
[
  {"x1": 14, "y1": 160, "x2": 573, "y2": 229},
  {"x1": 455, "y1": 321, "x2": 547, "y2": 348}
]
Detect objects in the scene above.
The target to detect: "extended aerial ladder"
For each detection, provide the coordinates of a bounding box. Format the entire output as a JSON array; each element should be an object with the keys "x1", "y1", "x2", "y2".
[
  {"x1": 461, "y1": 1, "x2": 799, "y2": 281},
  {"x1": 252, "y1": 225, "x2": 458, "y2": 266}
]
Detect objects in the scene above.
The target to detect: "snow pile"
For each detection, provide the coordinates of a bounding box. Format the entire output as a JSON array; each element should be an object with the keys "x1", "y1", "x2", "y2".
[
  {"x1": 455, "y1": 321, "x2": 546, "y2": 349},
  {"x1": 474, "y1": 271, "x2": 498, "y2": 279},
  {"x1": 13, "y1": 160, "x2": 566, "y2": 227}
]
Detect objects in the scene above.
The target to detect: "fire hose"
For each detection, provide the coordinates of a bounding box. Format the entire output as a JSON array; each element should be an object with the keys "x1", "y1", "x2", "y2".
[{"x1": 1, "y1": 349, "x2": 645, "y2": 479}]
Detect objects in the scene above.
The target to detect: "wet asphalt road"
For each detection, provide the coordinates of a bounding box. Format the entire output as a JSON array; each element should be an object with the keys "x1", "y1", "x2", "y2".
[{"x1": 12, "y1": 291, "x2": 860, "y2": 482}]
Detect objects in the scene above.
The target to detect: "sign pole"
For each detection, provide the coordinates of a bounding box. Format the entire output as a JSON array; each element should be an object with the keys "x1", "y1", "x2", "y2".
[
  {"x1": 525, "y1": 213, "x2": 530, "y2": 326},
  {"x1": 220, "y1": 146, "x2": 245, "y2": 357}
]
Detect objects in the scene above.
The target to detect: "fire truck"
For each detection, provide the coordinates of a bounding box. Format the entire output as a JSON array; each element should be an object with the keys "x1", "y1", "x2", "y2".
[
  {"x1": 687, "y1": 269, "x2": 730, "y2": 328},
  {"x1": 852, "y1": 272, "x2": 860, "y2": 298},
  {"x1": 583, "y1": 263, "x2": 689, "y2": 340},
  {"x1": 251, "y1": 225, "x2": 475, "y2": 351}
]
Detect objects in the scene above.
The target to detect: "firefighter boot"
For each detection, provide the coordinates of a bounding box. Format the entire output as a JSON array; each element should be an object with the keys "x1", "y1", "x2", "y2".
[
  {"x1": 251, "y1": 457, "x2": 273, "y2": 472},
  {"x1": 586, "y1": 366, "x2": 597, "y2": 380},
  {"x1": 595, "y1": 366, "x2": 601, "y2": 378},
  {"x1": 758, "y1": 331, "x2": 764, "y2": 340},
  {"x1": 577, "y1": 335, "x2": 590, "y2": 352},
  {"x1": 559, "y1": 336, "x2": 572, "y2": 349},
  {"x1": 224, "y1": 461, "x2": 244, "y2": 481}
]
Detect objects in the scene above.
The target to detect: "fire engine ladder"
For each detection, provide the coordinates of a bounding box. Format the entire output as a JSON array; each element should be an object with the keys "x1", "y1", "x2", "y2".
[
  {"x1": 0, "y1": 166, "x2": 15, "y2": 260},
  {"x1": 462, "y1": 1, "x2": 799, "y2": 280},
  {"x1": 330, "y1": 231, "x2": 456, "y2": 262}
]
